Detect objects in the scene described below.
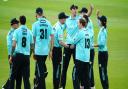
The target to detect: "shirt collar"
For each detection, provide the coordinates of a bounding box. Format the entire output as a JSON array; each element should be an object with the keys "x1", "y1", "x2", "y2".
[
  {"x1": 58, "y1": 21, "x2": 63, "y2": 29},
  {"x1": 19, "y1": 25, "x2": 27, "y2": 29},
  {"x1": 11, "y1": 27, "x2": 15, "y2": 31},
  {"x1": 100, "y1": 26, "x2": 105, "y2": 31},
  {"x1": 37, "y1": 17, "x2": 45, "y2": 21}
]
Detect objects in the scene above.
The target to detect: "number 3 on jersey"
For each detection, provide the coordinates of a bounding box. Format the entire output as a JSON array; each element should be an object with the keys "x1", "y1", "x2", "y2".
[{"x1": 40, "y1": 29, "x2": 47, "y2": 39}]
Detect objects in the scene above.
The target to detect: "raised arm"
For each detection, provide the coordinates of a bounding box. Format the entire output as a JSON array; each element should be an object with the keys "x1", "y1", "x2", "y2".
[
  {"x1": 86, "y1": 4, "x2": 94, "y2": 17},
  {"x1": 96, "y1": 10, "x2": 100, "y2": 19},
  {"x1": 96, "y1": 10, "x2": 101, "y2": 27}
]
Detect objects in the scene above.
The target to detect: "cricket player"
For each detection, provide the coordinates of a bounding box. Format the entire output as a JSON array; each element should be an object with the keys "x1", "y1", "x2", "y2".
[
  {"x1": 9, "y1": 15, "x2": 33, "y2": 89},
  {"x1": 94, "y1": 10, "x2": 109, "y2": 89},
  {"x1": 72, "y1": 18, "x2": 91, "y2": 89},
  {"x1": 52, "y1": 12, "x2": 69, "y2": 89},
  {"x1": 60, "y1": 4, "x2": 80, "y2": 89},
  {"x1": 32, "y1": 7, "x2": 54, "y2": 89},
  {"x1": 2, "y1": 18, "x2": 22, "y2": 89},
  {"x1": 79, "y1": 5, "x2": 95, "y2": 89}
]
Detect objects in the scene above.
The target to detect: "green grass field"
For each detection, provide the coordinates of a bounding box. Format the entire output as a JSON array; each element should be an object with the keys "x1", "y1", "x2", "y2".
[{"x1": 0, "y1": 0, "x2": 128, "y2": 89}]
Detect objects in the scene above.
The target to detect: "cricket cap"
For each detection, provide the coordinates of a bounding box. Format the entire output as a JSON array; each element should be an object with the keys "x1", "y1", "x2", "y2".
[
  {"x1": 10, "y1": 18, "x2": 19, "y2": 25},
  {"x1": 58, "y1": 12, "x2": 68, "y2": 19}
]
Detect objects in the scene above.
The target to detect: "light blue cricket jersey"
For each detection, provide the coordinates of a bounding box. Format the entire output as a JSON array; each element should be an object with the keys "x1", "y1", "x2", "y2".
[
  {"x1": 13, "y1": 25, "x2": 33, "y2": 55},
  {"x1": 86, "y1": 18, "x2": 94, "y2": 49},
  {"x1": 73, "y1": 28, "x2": 90, "y2": 62},
  {"x1": 7, "y1": 28, "x2": 15, "y2": 55},
  {"x1": 65, "y1": 15, "x2": 80, "y2": 44},
  {"x1": 98, "y1": 26, "x2": 108, "y2": 51},
  {"x1": 53, "y1": 21, "x2": 65, "y2": 47},
  {"x1": 32, "y1": 17, "x2": 54, "y2": 55}
]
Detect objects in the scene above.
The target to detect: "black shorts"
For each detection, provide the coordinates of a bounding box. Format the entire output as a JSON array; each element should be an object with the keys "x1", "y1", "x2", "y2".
[
  {"x1": 75, "y1": 60, "x2": 90, "y2": 89},
  {"x1": 52, "y1": 47, "x2": 62, "y2": 64},
  {"x1": 10, "y1": 53, "x2": 30, "y2": 80},
  {"x1": 34, "y1": 55, "x2": 47, "y2": 77}
]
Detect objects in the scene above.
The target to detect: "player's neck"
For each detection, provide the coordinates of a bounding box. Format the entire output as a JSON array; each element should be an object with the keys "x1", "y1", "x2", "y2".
[
  {"x1": 71, "y1": 14, "x2": 76, "y2": 19},
  {"x1": 37, "y1": 15, "x2": 43, "y2": 18}
]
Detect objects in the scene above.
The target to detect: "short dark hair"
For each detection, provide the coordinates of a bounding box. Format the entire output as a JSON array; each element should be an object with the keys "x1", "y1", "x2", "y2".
[
  {"x1": 79, "y1": 18, "x2": 87, "y2": 27},
  {"x1": 99, "y1": 15, "x2": 107, "y2": 28},
  {"x1": 58, "y1": 12, "x2": 68, "y2": 19},
  {"x1": 10, "y1": 18, "x2": 19, "y2": 25},
  {"x1": 70, "y1": 4, "x2": 78, "y2": 10},
  {"x1": 36, "y1": 7, "x2": 43, "y2": 16},
  {"x1": 19, "y1": 15, "x2": 26, "y2": 25}
]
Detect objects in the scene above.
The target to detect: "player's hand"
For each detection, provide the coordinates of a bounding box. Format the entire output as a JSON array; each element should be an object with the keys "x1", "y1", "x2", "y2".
[
  {"x1": 70, "y1": 45, "x2": 75, "y2": 49},
  {"x1": 49, "y1": 51, "x2": 52, "y2": 60},
  {"x1": 90, "y1": 4, "x2": 94, "y2": 10},
  {"x1": 65, "y1": 44, "x2": 70, "y2": 48},
  {"x1": 96, "y1": 10, "x2": 100, "y2": 17},
  {"x1": 33, "y1": 55, "x2": 36, "y2": 61},
  {"x1": 94, "y1": 44, "x2": 98, "y2": 47},
  {"x1": 9, "y1": 56, "x2": 12, "y2": 64}
]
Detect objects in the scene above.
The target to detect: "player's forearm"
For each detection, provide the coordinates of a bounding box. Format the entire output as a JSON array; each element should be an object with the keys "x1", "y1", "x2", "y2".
[
  {"x1": 10, "y1": 46, "x2": 15, "y2": 57},
  {"x1": 30, "y1": 44, "x2": 34, "y2": 56},
  {"x1": 87, "y1": 4, "x2": 94, "y2": 17},
  {"x1": 59, "y1": 41, "x2": 69, "y2": 48},
  {"x1": 94, "y1": 44, "x2": 104, "y2": 48},
  {"x1": 50, "y1": 38, "x2": 54, "y2": 52},
  {"x1": 33, "y1": 37, "x2": 36, "y2": 54},
  {"x1": 96, "y1": 10, "x2": 100, "y2": 19},
  {"x1": 10, "y1": 41, "x2": 16, "y2": 57},
  {"x1": 94, "y1": 44, "x2": 99, "y2": 47}
]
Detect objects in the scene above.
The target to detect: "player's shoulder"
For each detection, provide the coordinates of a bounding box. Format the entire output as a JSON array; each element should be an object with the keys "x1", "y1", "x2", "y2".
[
  {"x1": 101, "y1": 27, "x2": 107, "y2": 32},
  {"x1": 32, "y1": 20, "x2": 39, "y2": 26},
  {"x1": 14, "y1": 28, "x2": 19, "y2": 33},
  {"x1": 7, "y1": 30, "x2": 12, "y2": 36},
  {"x1": 45, "y1": 19, "x2": 52, "y2": 25},
  {"x1": 53, "y1": 22, "x2": 61, "y2": 29}
]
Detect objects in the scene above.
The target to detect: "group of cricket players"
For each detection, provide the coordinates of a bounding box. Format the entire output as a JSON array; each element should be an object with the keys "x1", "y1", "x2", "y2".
[{"x1": 2, "y1": 4, "x2": 109, "y2": 89}]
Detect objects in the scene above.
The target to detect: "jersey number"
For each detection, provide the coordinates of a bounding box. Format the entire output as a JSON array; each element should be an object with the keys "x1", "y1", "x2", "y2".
[
  {"x1": 22, "y1": 37, "x2": 26, "y2": 47},
  {"x1": 85, "y1": 38, "x2": 90, "y2": 49},
  {"x1": 40, "y1": 29, "x2": 47, "y2": 39}
]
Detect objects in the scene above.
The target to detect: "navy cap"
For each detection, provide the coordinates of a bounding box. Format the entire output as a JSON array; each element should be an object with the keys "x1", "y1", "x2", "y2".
[
  {"x1": 36, "y1": 7, "x2": 43, "y2": 14},
  {"x1": 79, "y1": 7, "x2": 88, "y2": 13},
  {"x1": 10, "y1": 18, "x2": 19, "y2": 25},
  {"x1": 70, "y1": 4, "x2": 78, "y2": 10},
  {"x1": 99, "y1": 15, "x2": 107, "y2": 22},
  {"x1": 58, "y1": 12, "x2": 68, "y2": 19}
]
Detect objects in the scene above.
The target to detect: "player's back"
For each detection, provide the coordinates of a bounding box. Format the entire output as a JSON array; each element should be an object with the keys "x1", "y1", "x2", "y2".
[
  {"x1": 32, "y1": 17, "x2": 53, "y2": 55},
  {"x1": 13, "y1": 25, "x2": 33, "y2": 55},
  {"x1": 75, "y1": 29, "x2": 90, "y2": 62}
]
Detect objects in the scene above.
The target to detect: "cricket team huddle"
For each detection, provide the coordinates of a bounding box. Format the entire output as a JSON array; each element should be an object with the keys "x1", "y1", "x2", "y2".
[{"x1": 3, "y1": 4, "x2": 109, "y2": 89}]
